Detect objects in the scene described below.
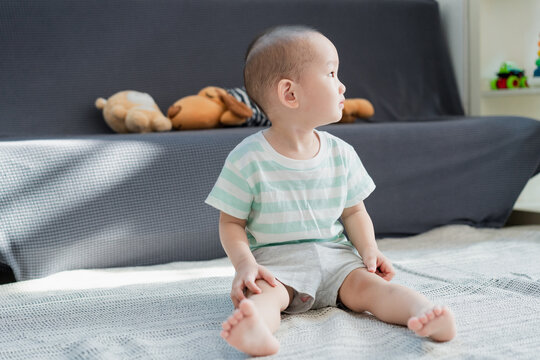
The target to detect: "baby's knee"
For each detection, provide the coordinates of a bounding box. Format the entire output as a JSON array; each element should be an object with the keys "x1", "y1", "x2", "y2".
[
  {"x1": 255, "y1": 279, "x2": 270, "y2": 290},
  {"x1": 247, "y1": 279, "x2": 292, "y2": 302},
  {"x1": 254, "y1": 279, "x2": 277, "y2": 292},
  {"x1": 244, "y1": 280, "x2": 273, "y2": 297},
  {"x1": 339, "y1": 268, "x2": 387, "y2": 301}
]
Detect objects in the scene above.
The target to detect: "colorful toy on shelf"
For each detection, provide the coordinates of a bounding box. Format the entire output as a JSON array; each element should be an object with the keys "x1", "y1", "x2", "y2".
[
  {"x1": 528, "y1": 33, "x2": 540, "y2": 88},
  {"x1": 490, "y1": 61, "x2": 528, "y2": 90}
]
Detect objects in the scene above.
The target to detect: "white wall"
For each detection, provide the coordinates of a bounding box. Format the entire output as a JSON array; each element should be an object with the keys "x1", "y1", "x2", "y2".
[
  {"x1": 479, "y1": 0, "x2": 540, "y2": 85},
  {"x1": 436, "y1": 0, "x2": 470, "y2": 114}
]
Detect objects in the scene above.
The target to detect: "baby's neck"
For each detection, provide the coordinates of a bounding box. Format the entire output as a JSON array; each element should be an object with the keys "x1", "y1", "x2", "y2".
[{"x1": 263, "y1": 126, "x2": 320, "y2": 160}]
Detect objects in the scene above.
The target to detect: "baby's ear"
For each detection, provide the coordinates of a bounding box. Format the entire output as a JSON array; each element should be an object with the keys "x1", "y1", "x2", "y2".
[{"x1": 277, "y1": 79, "x2": 299, "y2": 109}]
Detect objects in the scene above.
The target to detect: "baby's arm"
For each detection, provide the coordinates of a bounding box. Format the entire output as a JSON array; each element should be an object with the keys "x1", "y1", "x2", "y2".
[
  {"x1": 219, "y1": 211, "x2": 277, "y2": 307},
  {"x1": 341, "y1": 201, "x2": 395, "y2": 281}
]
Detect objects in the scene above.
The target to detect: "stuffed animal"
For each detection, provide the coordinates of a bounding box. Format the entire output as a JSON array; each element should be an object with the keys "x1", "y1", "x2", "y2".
[
  {"x1": 95, "y1": 90, "x2": 172, "y2": 133},
  {"x1": 167, "y1": 86, "x2": 374, "y2": 130},
  {"x1": 341, "y1": 98, "x2": 375, "y2": 123},
  {"x1": 167, "y1": 86, "x2": 268, "y2": 130}
]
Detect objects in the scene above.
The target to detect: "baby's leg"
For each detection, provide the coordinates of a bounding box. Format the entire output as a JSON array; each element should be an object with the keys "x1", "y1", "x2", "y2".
[
  {"x1": 338, "y1": 268, "x2": 455, "y2": 342},
  {"x1": 221, "y1": 279, "x2": 292, "y2": 356}
]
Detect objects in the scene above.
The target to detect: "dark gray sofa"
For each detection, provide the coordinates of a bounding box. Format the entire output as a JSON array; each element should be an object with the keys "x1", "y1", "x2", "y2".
[{"x1": 1, "y1": 0, "x2": 539, "y2": 283}]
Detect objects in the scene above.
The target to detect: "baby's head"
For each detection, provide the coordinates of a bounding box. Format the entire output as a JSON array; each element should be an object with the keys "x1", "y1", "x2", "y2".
[{"x1": 244, "y1": 25, "x2": 345, "y2": 124}]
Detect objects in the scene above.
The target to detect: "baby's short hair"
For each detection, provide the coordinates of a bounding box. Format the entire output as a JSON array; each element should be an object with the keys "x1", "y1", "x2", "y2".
[{"x1": 244, "y1": 25, "x2": 320, "y2": 112}]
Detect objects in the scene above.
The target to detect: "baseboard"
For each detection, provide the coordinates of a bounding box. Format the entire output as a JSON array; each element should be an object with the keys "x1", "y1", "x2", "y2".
[
  {"x1": 506, "y1": 210, "x2": 540, "y2": 226},
  {"x1": 0, "y1": 264, "x2": 15, "y2": 285}
]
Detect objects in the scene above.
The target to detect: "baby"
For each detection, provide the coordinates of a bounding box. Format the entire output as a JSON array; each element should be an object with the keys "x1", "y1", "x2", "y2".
[{"x1": 205, "y1": 25, "x2": 456, "y2": 357}]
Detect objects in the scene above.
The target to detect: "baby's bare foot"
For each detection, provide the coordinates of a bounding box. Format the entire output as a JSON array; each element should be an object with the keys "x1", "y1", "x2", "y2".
[
  {"x1": 221, "y1": 299, "x2": 279, "y2": 356},
  {"x1": 407, "y1": 305, "x2": 456, "y2": 342}
]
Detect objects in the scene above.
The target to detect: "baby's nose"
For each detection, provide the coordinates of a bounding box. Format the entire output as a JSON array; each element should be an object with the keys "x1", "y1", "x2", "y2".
[{"x1": 339, "y1": 81, "x2": 346, "y2": 94}]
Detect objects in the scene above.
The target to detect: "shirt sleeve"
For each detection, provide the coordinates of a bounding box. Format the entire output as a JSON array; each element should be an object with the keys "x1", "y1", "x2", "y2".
[
  {"x1": 344, "y1": 146, "x2": 376, "y2": 208},
  {"x1": 204, "y1": 157, "x2": 253, "y2": 220}
]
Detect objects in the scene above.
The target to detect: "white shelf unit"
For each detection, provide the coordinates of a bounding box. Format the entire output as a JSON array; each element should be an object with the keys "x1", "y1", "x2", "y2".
[{"x1": 482, "y1": 88, "x2": 540, "y2": 98}]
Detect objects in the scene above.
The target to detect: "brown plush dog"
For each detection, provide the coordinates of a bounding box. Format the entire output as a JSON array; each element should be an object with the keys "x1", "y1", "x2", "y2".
[
  {"x1": 167, "y1": 87, "x2": 253, "y2": 130},
  {"x1": 341, "y1": 98, "x2": 375, "y2": 123}
]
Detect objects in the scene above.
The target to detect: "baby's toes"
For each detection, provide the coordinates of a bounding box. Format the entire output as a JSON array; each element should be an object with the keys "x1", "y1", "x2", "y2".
[
  {"x1": 419, "y1": 314, "x2": 429, "y2": 325},
  {"x1": 407, "y1": 317, "x2": 423, "y2": 331},
  {"x1": 441, "y1": 306, "x2": 450, "y2": 316},
  {"x1": 233, "y1": 311, "x2": 244, "y2": 321},
  {"x1": 433, "y1": 306, "x2": 443, "y2": 316},
  {"x1": 226, "y1": 313, "x2": 240, "y2": 326}
]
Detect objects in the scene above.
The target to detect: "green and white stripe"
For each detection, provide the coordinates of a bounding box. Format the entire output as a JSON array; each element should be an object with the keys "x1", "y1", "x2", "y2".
[{"x1": 205, "y1": 130, "x2": 375, "y2": 250}]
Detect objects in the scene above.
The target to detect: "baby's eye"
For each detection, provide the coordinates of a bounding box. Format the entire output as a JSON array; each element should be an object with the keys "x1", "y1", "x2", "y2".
[{"x1": 328, "y1": 71, "x2": 336, "y2": 78}]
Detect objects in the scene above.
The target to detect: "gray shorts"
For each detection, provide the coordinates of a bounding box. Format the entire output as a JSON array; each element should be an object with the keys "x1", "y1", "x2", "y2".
[{"x1": 252, "y1": 242, "x2": 365, "y2": 314}]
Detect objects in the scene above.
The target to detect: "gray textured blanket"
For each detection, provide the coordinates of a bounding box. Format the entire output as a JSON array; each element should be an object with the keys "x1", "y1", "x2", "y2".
[{"x1": 1, "y1": 225, "x2": 539, "y2": 359}]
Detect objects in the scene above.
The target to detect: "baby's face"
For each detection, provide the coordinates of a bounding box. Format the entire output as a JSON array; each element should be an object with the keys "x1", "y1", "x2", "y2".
[{"x1": 296, "y1": 34, "x2": 346, "y2": 126}]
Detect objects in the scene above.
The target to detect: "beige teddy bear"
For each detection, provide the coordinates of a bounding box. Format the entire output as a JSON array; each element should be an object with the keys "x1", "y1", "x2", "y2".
[{"x1": 95, "y1": 90, "x2": 172, "y2": 133}]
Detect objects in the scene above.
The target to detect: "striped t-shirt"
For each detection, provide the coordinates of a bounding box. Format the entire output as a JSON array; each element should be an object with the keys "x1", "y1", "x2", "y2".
[{"x1": 205, "y1": 130, "x2": 376, "y2": 250}]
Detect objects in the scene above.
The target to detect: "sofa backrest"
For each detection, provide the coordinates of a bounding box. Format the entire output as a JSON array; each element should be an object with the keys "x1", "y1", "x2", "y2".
[{"x1": 0, "y1": 0, "x2": 463, "y2": 136}]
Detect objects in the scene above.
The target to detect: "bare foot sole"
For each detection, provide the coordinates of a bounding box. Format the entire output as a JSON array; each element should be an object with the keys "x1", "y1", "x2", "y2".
[
  {"x1": 221, "y1": 299, "x2": 280, "y2": 356},
  {"x1": 407, "y1": 305, "x2": 456, "y2": 342}
]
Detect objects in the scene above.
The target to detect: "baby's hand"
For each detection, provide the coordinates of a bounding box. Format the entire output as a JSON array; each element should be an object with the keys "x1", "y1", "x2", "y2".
[
  {"x1": 230, "y1": 260, "x2": 277, "y2": 308},
  {"x1": 361, "y1": 248, "x2": 395, "y2": 281}
]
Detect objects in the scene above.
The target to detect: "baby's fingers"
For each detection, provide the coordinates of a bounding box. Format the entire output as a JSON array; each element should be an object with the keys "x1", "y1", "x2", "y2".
[
  {"x1": 245, "y1": 279, "x2": 262, "y2": 295},
  {"x1": 231, "y1": 290, "x2": 245, "y2": 307},
  {"x1": 363, "y1": 256, "x2": 377, "y2": 273},
  {"x1": 378, "y1": 261, "x2": 395, "y2": 281},
  {"x1": 231, "y1": 295, "x2": 240, "y2": 309},
  {"x1": 259, "y1": 267, "x2": 277, "y2": 287},
  {"x1": 231, "y1": 282, "x2": 246, "y2": 305}
]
